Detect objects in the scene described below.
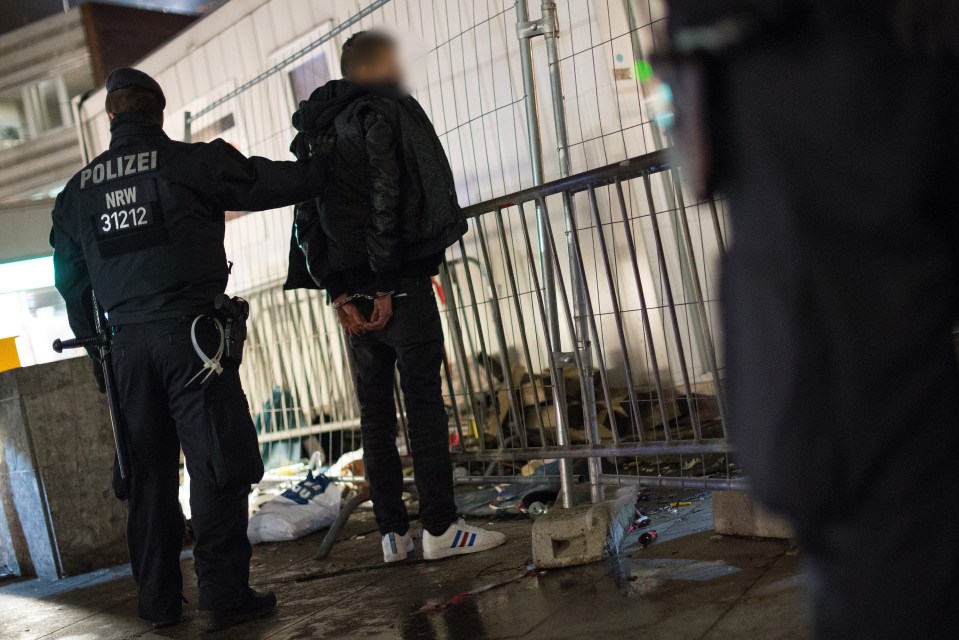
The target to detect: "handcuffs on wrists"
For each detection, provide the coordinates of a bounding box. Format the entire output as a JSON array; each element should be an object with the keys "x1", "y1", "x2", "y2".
[{"x1": 333, "y1": 290, "x2": 395, "y2": 310}]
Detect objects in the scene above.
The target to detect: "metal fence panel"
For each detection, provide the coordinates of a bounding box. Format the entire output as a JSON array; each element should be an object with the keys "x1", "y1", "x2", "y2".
[{"x1": 78, "y1": 0, "x2": 740, "y2": 494}]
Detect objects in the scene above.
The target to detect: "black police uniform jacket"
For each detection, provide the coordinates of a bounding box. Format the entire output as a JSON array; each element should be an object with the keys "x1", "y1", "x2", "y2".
[
  {"x1": 51, "y1": 113, "x2": 325, "y2": 340},
  {"x1": 283, "y1": 80, "x2": 468, "y2": 299}
]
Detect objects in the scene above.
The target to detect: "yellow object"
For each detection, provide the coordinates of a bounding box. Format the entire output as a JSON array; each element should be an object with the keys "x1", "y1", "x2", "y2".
[{"x1": 0, "y1": 336, "x2": 21, "y2": 372}]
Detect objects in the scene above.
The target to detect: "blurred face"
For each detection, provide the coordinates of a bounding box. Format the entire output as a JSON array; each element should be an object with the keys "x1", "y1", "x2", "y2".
[{"x1": 354, "y1": 45, "x2": 404, "y2": 86}]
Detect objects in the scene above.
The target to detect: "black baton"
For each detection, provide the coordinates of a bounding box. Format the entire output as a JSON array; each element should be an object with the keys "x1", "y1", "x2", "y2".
[{"x1": 53, "y1": 297, "x2": 130, "y2": 480}]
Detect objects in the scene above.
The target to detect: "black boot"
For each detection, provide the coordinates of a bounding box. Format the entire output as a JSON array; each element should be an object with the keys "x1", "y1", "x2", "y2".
[
  {"x1": 151, "y1": 615, "x2": 182, "y2": 630},
  {"x1": 197, "y1": 589, "x2": 277, "y2": 633}
]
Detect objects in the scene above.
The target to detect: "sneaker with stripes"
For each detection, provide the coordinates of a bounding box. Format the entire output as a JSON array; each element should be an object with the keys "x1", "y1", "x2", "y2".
[
  {"x1": 422, "y1": 518, "x2": 506, "y2": 560},
  {"x1": 382, "y1": 531, "x2": 415, "y2": 563}
]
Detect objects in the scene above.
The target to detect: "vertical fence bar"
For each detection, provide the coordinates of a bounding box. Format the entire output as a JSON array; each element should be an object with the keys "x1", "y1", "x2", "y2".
[
  {"x1": 614, "y1": 178, "x2": 674, "y2": 440},
  {"x1": 441, "y1": 350, "x2": 468, "y2": 450},
  {"x1": 516, "y1": 0, "x2": 560, "y2": 351},
  {"x1": 446, "y1": 260, "x2": 493, "y2": 449},
  {"x1": 642, "y1": 174, "x2": 703, "y2": 441},
  {"x1": 439, "y1": 261, "x2": 486, "y2": 451},
  {"x1": 494, "y1": 209, "x2": 549, "y2": 447},
  {"x1": 586, "y1": 186, "x2": 645, "y2": 443},
  {"x1": 454, "y1": 242, "x2": 506, "y2": 451},
  {"x1": 517, "y1": 0, "x2": 575, "y2": 506},
  {"x1": 541, "y1": 0, "x2": 604, "y2": 503},
  {"x1": 708, "y1": 197, "x2": 727, "y2": 258},
  {"x1": 516, "y1": 201, "x2": 575, "y2": 454},
  {"x1": 476, "y1": 218, "x2": 528, "y2": 449},
  {"x1": 566, "y1": 189, "x2": 618, "y2": 448},
  {"x1": 536, "y1": 196, "x2": 607, "y2": 497},
  {"x1": 669, "y1": 169, "x2": 728, "y2": 433}
]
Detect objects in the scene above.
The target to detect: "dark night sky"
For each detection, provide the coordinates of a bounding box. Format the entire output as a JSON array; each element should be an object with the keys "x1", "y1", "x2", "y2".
[{"x1": 0, "y1": 0, "x2": 229, "y2": 36}]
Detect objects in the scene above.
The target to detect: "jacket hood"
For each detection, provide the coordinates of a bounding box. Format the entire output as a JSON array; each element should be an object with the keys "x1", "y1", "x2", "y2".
[{"x1": 291, "y1": 79, "x2": 408, "y2": 134}]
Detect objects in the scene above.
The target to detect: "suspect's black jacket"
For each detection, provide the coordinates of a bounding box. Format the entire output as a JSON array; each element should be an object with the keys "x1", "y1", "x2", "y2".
[
  {"x1": 283, "y1": 80, "x2": 467, "y2": 298},
  {"x1": 52, "y1": 113, "x2": 326, "y2": 340}
]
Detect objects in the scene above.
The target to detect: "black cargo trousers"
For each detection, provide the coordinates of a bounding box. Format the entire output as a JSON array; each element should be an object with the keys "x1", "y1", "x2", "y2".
[
  {"x1": 348, "y1": 277, "x2": 459, "y2": 537},
  {"x1": 110, "y1": 315, "x2": 263, "y2": 621},
  {"x1": 710, "y1": 15, "x2": 959, "y2": 640}
]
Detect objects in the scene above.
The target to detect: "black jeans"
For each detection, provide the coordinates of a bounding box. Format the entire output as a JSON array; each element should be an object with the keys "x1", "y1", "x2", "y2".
[
  {"x1": 712, "y1": 17, "x2": 959, "y2": 640},
  {"x1": 348, "y1": 278, "x2": 458, "y2": 536},
  {"x1": 111, "y1": 317, "x2": 263, "y2": 620}
]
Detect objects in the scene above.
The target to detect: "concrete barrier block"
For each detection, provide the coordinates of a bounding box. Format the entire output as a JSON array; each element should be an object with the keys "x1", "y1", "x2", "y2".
[
  {"x1": 712, "y1": 490, "x2": 793, "y2": 539},
  {"x1": 0, "y1": 357, "x2": 127, "y2": 578},
  {"x1": 532, "y1": 502, "x2": 613, "y2": 569}
]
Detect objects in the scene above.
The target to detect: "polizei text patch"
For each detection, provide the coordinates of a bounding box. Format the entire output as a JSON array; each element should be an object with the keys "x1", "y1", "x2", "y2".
[{"x1": 80, "y1": 150, "x2": 158, "y2": 189}]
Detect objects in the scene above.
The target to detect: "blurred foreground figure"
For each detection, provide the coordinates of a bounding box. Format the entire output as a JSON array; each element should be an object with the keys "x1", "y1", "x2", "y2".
[{"x1": 664, "y1": 2, "x2": 959, "y2": 638}]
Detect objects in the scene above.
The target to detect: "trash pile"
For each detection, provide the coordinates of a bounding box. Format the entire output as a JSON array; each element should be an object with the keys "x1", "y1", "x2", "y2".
[
  {"x1": 441, "y1": 350, "x2": 733, "y2": 483},
  {"x1": 444, "y1": 351, "x2": 725, "y2": 448},
  {"x1": 454, "y1": 460, "x2": 561, "y2": 518},
  {"x1": 622, "y1": 489, "x2": 711, "y2": 550}
]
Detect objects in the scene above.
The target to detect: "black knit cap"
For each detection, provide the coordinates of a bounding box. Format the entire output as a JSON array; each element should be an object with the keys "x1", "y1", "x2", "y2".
[{"x1": 105, "y1": 67, "x2": 166, "y2": 109}]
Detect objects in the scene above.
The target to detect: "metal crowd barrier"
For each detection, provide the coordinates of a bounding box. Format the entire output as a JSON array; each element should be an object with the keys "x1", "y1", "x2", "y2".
[
  {"x1": 439, "y1": 148, "x2": 741, "y2": 500},
  {"x1": 161, "y1": 0, "x2": 745, "y2": 503},
  {"x1": 242, "y1": 147, "x2": 743, "y2": 506}
]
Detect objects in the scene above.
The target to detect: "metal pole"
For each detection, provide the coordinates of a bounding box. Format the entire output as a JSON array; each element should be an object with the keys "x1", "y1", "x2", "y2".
[
  {"x1": 516, "y1": 0, "x2": 575, "y2": 507},
  {"x1": 515, "y1": 0, "x2": 557, "y2": 344},
  {"x1": 183, "y1": 111, "x2": 192, "y2": 143},
  {"x1": 539, "y1": 0, "x2": 604, "y2": 503}
]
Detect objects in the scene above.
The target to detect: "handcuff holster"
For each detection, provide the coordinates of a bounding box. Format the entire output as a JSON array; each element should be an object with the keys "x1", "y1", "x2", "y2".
[{"x1": 214, "y1": 293, "x2": 250, "y2": 365}]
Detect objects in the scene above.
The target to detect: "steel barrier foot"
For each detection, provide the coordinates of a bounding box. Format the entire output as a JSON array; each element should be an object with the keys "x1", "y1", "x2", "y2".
[{"x1": 313, "y1": 487, "x2": 371, "y2": 561}]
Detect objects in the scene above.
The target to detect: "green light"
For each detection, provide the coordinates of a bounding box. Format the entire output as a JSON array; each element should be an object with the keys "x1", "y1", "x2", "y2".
[{"x1": 634, "y1": 59, "x2": 654, "y2": 82}]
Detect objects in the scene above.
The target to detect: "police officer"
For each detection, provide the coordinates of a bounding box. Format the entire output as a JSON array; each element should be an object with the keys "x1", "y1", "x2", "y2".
[{"x1": 51, "y1": 68, "x2": 326, "y2": 631}]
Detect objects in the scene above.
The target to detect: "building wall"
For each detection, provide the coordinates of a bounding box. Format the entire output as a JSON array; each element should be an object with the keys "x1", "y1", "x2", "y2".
[
  {"x1": 0, "y1": 10, "x2": 89, "y2": 98},
  {"x1": 80, "y1": 2, "x2": 198, "y2": 86},
  {"x1": 0, "y1": 9, "x2": 90, "y2": 202}
]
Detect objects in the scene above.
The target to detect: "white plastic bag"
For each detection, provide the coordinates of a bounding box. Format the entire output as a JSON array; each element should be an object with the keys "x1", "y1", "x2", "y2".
[{"x1": 247, "y1": 473, "x2": 341, "y2": 544}]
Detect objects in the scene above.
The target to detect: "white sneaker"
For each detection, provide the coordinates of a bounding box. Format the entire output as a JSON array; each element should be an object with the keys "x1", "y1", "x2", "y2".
[
  {"x1": 382, "y1": 531, "x2": 415, "y2": 563},
  {"x1": 422, "y1": 519, "x2": 506, "y2": 560}
]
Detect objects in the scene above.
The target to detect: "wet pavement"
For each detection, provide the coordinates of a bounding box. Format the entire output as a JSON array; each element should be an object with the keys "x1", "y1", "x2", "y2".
[{"x1": 0, "y1": 493, "x2": 810, "y2": 639}]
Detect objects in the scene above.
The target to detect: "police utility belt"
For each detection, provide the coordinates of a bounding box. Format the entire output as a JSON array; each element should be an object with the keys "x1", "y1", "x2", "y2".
[{"x1": 186, "y1": 293, "x2": 250, "y2": 387}]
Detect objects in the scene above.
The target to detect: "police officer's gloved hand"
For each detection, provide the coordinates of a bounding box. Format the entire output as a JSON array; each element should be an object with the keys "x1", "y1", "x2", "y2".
[{"x1": 92, "y1": 359, "x2": 106, "y2": 394}]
